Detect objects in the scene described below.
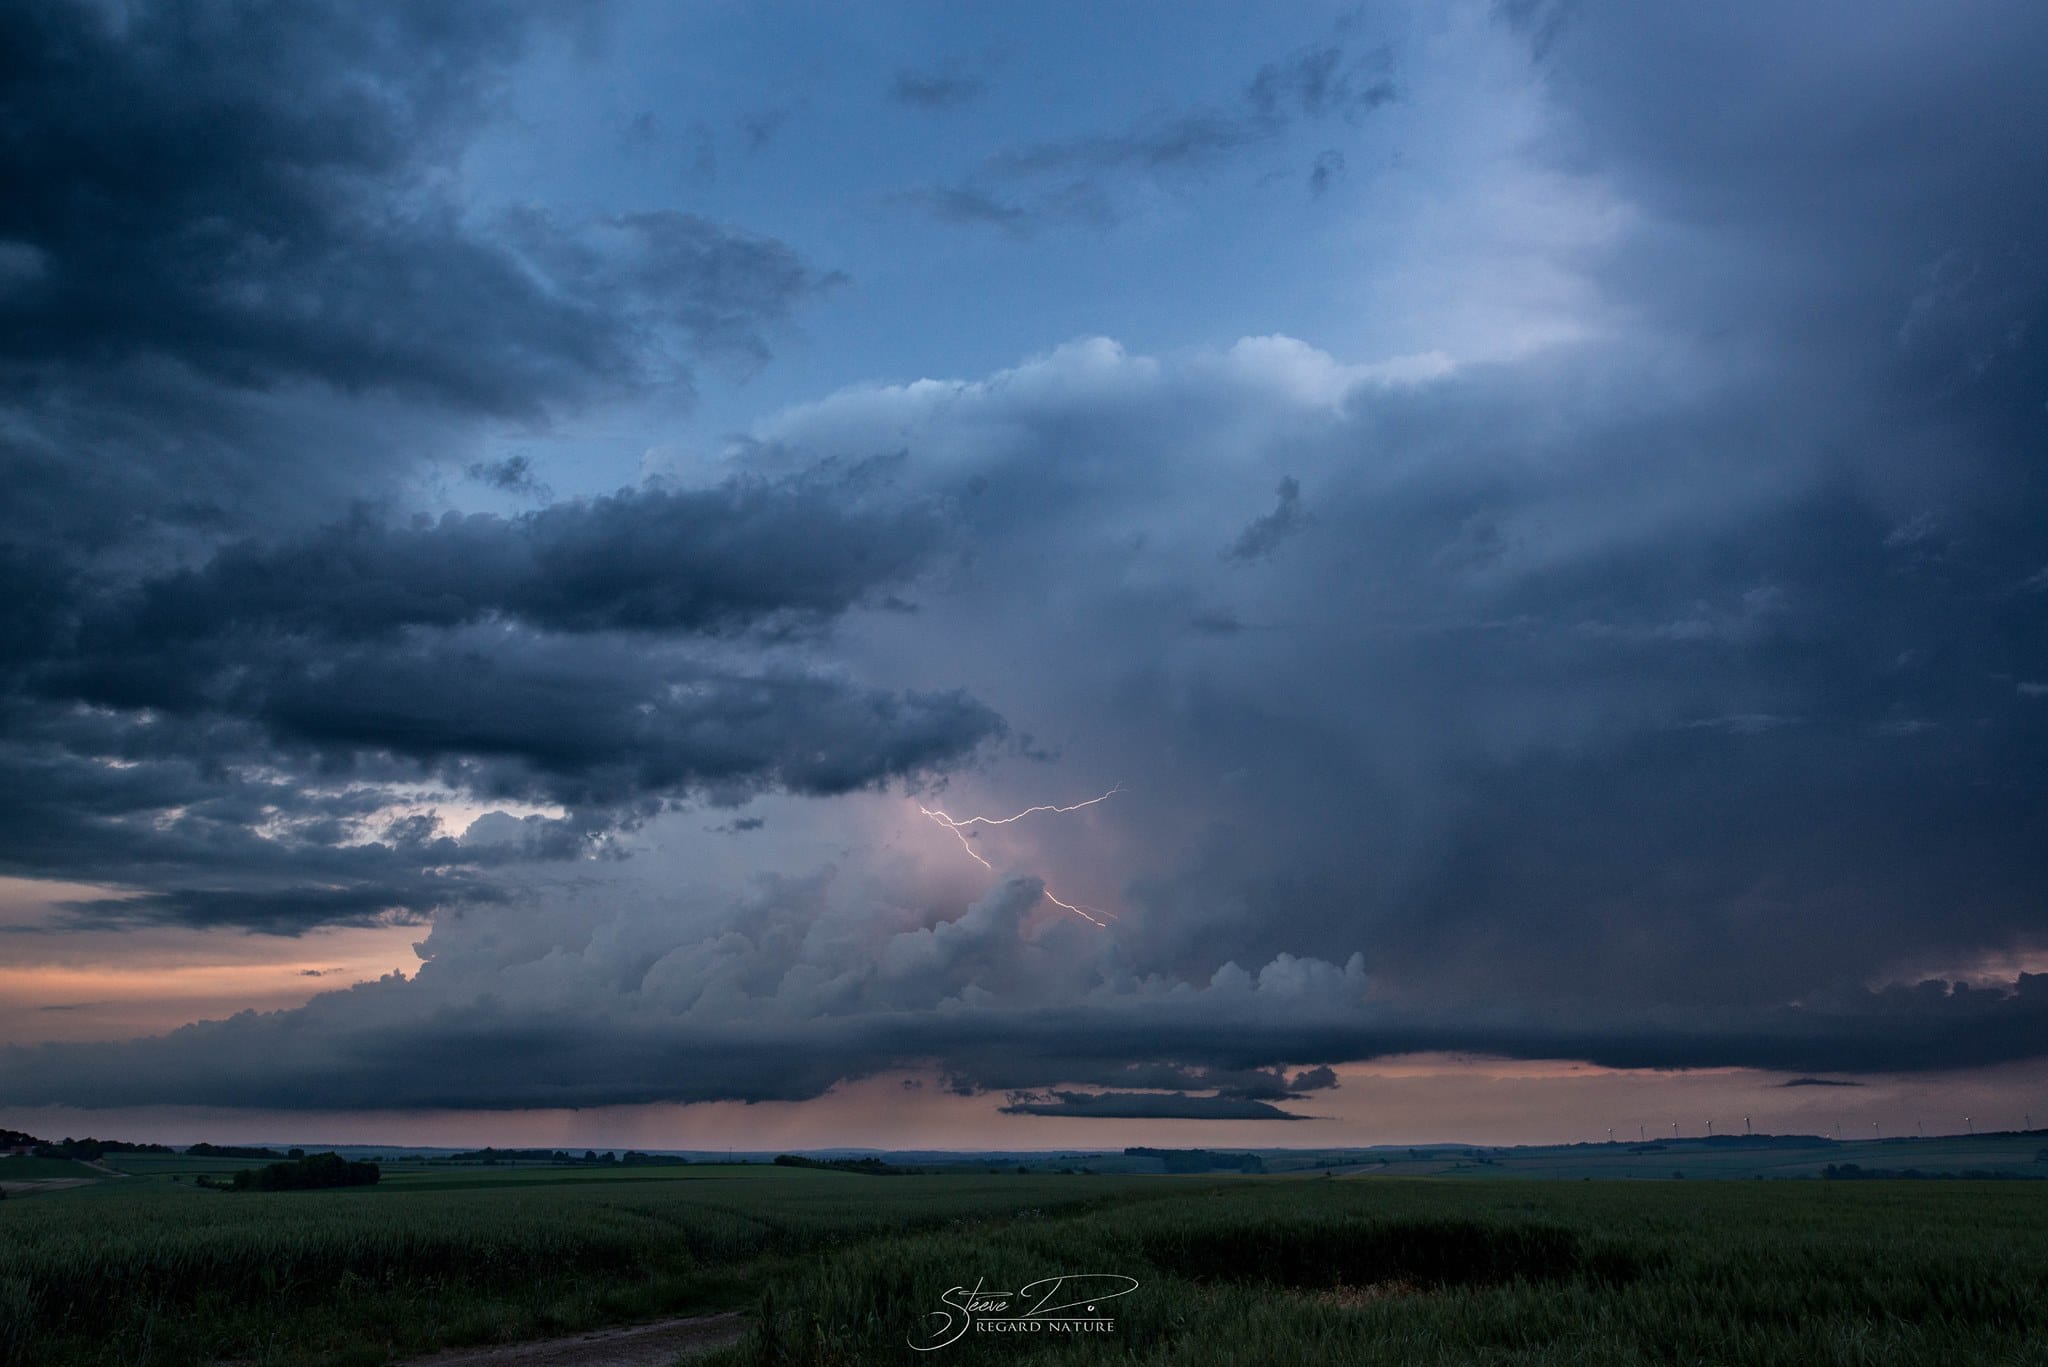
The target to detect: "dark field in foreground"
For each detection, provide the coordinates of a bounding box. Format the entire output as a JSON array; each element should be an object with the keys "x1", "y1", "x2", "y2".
[{"x1": 2, "y1": 1160, "x2": 2045, "y2": 1366}]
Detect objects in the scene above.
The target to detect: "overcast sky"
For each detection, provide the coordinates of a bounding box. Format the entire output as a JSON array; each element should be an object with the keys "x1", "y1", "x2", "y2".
[{"x1": 2, "y1": 0, "x2": 2045, "y2": 1148}]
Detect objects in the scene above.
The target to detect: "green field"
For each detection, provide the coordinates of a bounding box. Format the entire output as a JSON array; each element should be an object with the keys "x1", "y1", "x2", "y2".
[
  {"x1": 2, "y1": 1154, "x2": 2046, "y2": 1366},
  {"x1": 0, "y1": 1155, "x2": 103, "y2": 1183}
]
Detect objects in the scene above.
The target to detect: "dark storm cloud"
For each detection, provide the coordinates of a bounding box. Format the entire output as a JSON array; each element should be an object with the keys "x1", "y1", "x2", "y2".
[
  {"x1": 1781, "y1": 1078, "x2": 1863, "y2": 1088},
  {"x1": 0, "y1": 445, "x2": 999, "y2": 931},
  {"x1": 678, "y1": 0, "x2": 2048, "y2": 1110},
  {"x1": 6, "y1": 0, "x2": 2048, "y2": 1117},
  {"x1": 938, "y1": 1057, "x2": 1341, "y2": 1102},
  {"x1": 0, "y1": 0, "x2": 834, "y2": 579},
  {"x1": 0, "y1": 534, "x2": 998, "y2": 934},
  {"x1": 0, "y1": 718, "x2": 560, "y2": 932},
  {"x1": 0, "y1": 1, "x2": 829, "y2": 420},
  {"x1": 0, "y1": 733, "x2": 466, "y2": 914},
  {"x1": 0, "y1": 1, "x2": 998, "y2": 937},
  {"x1": 6, "y1": 958, "x2": 2045, "y2": 1111},
  {"x1": 235, "y1": 638, "x2": 998, "y2": 808},
  {"x1": 56, "y1": 884, "x2": 473, "y2": 935},
  {"x1": 38, "y1": 461, "x2": 994, "y2": 800},
  {"x1": 84, "y1": 463, "x2": 951, "y2": 648},
  {"x1": 998, "y1": 1092, "x2": 1312, "y2": 1121},
  {"x1": 0, "y1": 614, "x2": 997, "y2": 922}
]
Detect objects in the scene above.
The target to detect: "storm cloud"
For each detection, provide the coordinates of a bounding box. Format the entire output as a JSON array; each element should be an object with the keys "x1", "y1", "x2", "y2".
[
  {"x1": 0, "y1": 1, "x2": 827, "y2": 418},
  {"x1": 3, "y1": 0, "x2": 2046, "y2": 1118},
  {"x1": 2, "y1": 866, "x2": 2041, "y2": 1109},
  {"x1": 0, "y1": 0, "x2": 997, "y2": 935}
]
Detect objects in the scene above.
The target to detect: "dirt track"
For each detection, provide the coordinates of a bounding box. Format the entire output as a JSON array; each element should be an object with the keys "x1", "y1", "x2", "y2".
[{"x1": 399, "y1": 1311, "x2": 746, "y2": 1367}]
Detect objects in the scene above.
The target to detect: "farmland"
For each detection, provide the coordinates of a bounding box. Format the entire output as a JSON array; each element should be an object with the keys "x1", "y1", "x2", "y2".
[{"x1": 3, "y1": 1135, "x2": 2046, "y2": 1366}]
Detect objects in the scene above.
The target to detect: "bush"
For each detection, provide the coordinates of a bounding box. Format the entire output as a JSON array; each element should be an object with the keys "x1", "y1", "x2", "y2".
[{"x1": 229, "y1": 1153, "x2": 379, "y2": 1192}]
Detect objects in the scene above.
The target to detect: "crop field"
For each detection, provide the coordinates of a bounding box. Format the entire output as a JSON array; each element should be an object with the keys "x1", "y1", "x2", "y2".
[
  {"x1": 0, "y1": 1156, "x2": 103, "y2": 1183},
  {"x1": 2, "y1": 1158, "x2": 2045, "y2": 1366}
]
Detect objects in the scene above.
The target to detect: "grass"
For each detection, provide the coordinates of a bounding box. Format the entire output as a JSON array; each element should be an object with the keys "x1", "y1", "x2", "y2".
[
  {"x1": 0, "y1": 1167, "x2": 1170, "y2": 1366},
  {"x1": 2, "y1": 1165, "x2": 2045, "y2": 1365},
  {"x1": 736, "y1": 1179, "x2": 2048, "y2": 1366},
  {"x1": 0, "y1": 1156, "x2": 102, "y2": 1182},
  {"x1": 369, "y1": 1162, "x2": 823, "y2": 1193},
  {"x1": 100, "y1": 1154, "x2": 276, "y2": 1178}
]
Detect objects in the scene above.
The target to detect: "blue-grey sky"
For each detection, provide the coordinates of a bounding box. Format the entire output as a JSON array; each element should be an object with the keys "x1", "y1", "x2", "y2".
[{"x1": 2, "y1": 0, "x2": 2045, "y2": 1145}]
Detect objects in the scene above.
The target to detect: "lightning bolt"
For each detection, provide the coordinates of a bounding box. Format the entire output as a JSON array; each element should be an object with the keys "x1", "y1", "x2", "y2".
[{"x1": 918, "y1": 784, "x2": 1121, "y2": 927}]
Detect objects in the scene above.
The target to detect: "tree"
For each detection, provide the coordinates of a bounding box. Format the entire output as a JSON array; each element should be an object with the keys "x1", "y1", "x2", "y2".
[{"x1": 229, "y1": 1152, "x2": 379, "y2": 1191}]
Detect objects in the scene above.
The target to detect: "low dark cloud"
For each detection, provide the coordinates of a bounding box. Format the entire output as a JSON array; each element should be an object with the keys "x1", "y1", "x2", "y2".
[
  {"x1": 0, "y1": 2, "x2": 828, "y2": 422},
  {"x1": 0, "y1": 1, "x2": 835, "y2": 596},
  {"x1": 999, "y1": 1092, "x2": 1313, "y2": 1121},
  {"x1": 0, "y1": 726, "x2": 537, "y2": 931},
  {"x1": 941, "y1": 1057, "x2": 1341, "y2": 1102},
  {"x1": 7, "y1": 954, "x2": 2042, "y2": 1111},
  {"x1": 1781, "y1": 1077, "x2": 1864, "y2": 1088},
  {"x1": 0, "y1": 622, "x2": 998, "y2": 931},
  {"x1": 82, "y1": 462, "x2": 951, "y2": 648},
  {"x1": 0, "y1": 450, "x2": 1000, "y2": 933},
  {"x1": 0, "y1": 0, "x2": 996, "y2": 938}
]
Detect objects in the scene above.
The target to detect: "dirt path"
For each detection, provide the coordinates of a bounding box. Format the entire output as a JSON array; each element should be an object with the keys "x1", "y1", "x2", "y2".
[{"x1": 399, "y1": 1311, "x2": 746, "y2": 1367}]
